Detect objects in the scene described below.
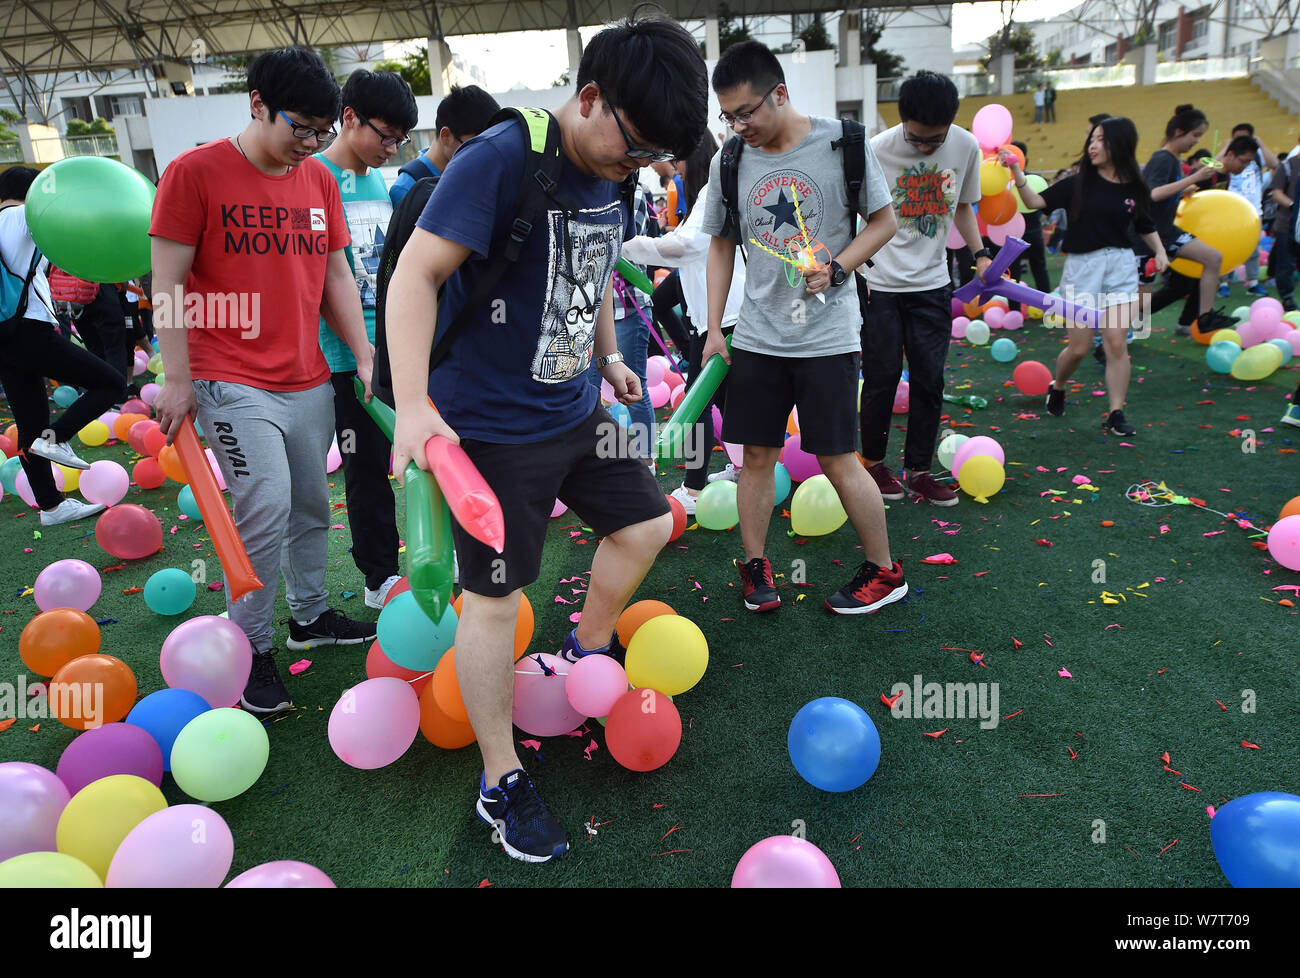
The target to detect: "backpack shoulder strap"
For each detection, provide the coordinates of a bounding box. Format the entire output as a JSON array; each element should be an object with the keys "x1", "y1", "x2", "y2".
[
  {"x1": 831, "y1": 118, "x2": 867, "y2": 237},
  {"x1": 719, "y1": 135, "x2": 746, "y2": 262},
  {"x1": 397, "y1": 151, "x2": 437, "y2": 182}
]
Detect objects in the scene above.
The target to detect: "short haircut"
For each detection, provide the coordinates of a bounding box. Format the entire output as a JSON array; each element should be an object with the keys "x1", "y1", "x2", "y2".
[
  {"x1": 897, "y1": 70, "x2": 959, "y2": 127},
  {"x1": 434, "y1": 85, "x2": 501, "y2": 139},
  {"x1": 248, "y1": 47, "x2": 341, "y2": 122},
  {"x1": 577, "y1": 4, "x2": 709, "y2": 161},
  {"x1": 1227, "y1": 134, "x2": 1258, "y2": 156},
  {"x1": 340, "y1": 69, "x2": 418, "y2": 131},
  {"x1": 712, "y1": 40, "x2": 784, "y2": 98},
  {"x1": 0, "y1": 166, "x2": 38, "y2": 201},
  {"x1": 1088, "y1": 112, "x2": 1111, "y2": 127},
  {"x1": 1012, "y1": 139, "x2": 1028, "y2": 163},
  {"x1": 1233, "y1": 122, "x2": 1254, "y2": 136}
]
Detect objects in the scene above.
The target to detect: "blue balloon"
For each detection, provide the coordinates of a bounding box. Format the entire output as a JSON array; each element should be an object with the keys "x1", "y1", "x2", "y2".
[
  {"x1": 52, "y1": 385, "x2": 79, "y2": 408},
  {"x1": 1210, "y1": 791, "x2": 1300, "y2": 887},
  {"x1": 1, "y1": 456, "x2": 22, "y2": 495},
  {"x1": 126, "y1": 688, "x2": 210, "y2": 771},
  {"x1": 608, "y1": 402, "x2": 632, "y2": 429},
  {"x1": 178, "y1": 484, "x2": 203, "y2": 521},
  {"x1": 1267, "y1": 337, "x2": 1294, "y2": 365},
  {"x1": 788, "y1": 697, "x2": 881, "y2": 792},
  {"x1": 772, "y1": 462, "x2": 792, "y2": 506},
  {"x1": 991, "y1": 337, "x2": 1018, "y2": 362},
  {"x1": 144, "y1": 568, "x2": 198, "y2": 615},
  {"x1": 376, "y1": 590, "x2": 457, "y2": 671},
  {"x1": 1206, "y1": 340, "x2": 1241, "y2": 374}
]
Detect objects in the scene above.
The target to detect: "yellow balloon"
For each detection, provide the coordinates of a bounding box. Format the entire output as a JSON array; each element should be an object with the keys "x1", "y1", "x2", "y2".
[
  {"x1": 1169, "y1": 190, "x2": 1261, "y2": 278},
  {"x1": 56, "y1": 775, "x2": 166, "y2": 881},
  {"x1": 625, "y1": 614, "x2": 708, "y2": 696},
  {"x1": 56, "y1": 464, "x2": 80, "y2": 492},
  {"x1": 1230, "y1": 343, "x2": 1284, "y2": 381},
  {"x1": 980, "y1": 159, "x2": 1010, "y2": 198},
  {"x1": 958, "y1": 455, "x2": 1006, "y2": 503},
  {"x1": 1210, "y1": 328, "x2": 1242, "y2": 347},
  {"x1": 147, "y1": 354, "x2": 163, "y2": 374},
  {"x1": 789, "y1": 474, "x2": 848, "y2": 536},
  {"x1": 78, "y1": 420, "x2": 110, "y2": 447},
  {"x1": 0, "y1": 851, "x2": 103, "y2": 888}
]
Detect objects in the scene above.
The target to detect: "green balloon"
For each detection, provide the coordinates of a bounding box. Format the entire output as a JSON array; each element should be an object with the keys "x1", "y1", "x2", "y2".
[
  {"x1": 696, "y1": 481, "x2": 739, "y2": 530},
  {"x1": 1231, "y1": 305, "x2": 1251, "y2": 322},
  {"x1": 0, "y1": 851, "x2": 103, "y2": 888},
  {"x1": 26, "y1": 157, "x2": 155, "y2": 282},
  {"x1": 147, "y1": 354, "x2": 163, "y2": 375},
  {"x1": 52, "y1": 385, "x2": 79, "y2": 408},
  {"x1": 937, "y1": 433, "x2": 969, "y2": 471},
  {"x1": 144, "y1": 567, "x2": 197, "y2": 615},
  {"x1": 1, "y1": 456, "x2": 22, "y2": 495},
  {"x1": 170, "y1": 708, "x2": 270, "y2": 802}
]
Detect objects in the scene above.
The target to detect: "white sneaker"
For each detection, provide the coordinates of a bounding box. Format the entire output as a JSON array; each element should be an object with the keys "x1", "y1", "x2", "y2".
[
  {"x1": 29, "y1": 436, "x2": 90, "y2": 470},
  {"x1": 668, "y1": 484, "x2": 698, "y2": 517},
  {"x1": 707, "y1": 463, "x2": 740, "y2": 483},
  {"x1": 364, "y1": 574, "x2": 402, "y2": 610},
  {"x1": 453, "y1": 550, "x2": 460, "y2": 586},
  {"x1": 40, "y1": 498, "x2": 106, "y2": 526}
]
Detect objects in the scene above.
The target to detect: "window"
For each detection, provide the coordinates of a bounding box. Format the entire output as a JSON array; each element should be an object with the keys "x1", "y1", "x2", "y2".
[
  {"x1": 1104, "y1": 42, "x2": 1118, "y2": 64},
  {"x1": 1190, "y1": 9, "x2": 1210, "y2": 43},
  {"x1": 110, "y1": 94, "x2": 144, "y2": 116},
  {"x1": 1158, "y1": 21, "x2": 1177, "y2": 51}
]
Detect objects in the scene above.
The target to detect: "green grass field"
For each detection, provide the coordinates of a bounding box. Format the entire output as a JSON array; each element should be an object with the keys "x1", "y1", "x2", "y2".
[{"x1": 2, "y1": 261, "x2": 1298, "y2": 887}]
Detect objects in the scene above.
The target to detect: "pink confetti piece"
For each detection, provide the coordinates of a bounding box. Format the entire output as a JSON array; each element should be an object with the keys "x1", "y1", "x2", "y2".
[
  {"x1": 1071, "y1": 475, "x2": 1090, "y2": 485},
  {"x1": 563, "y1": 728, "x2": 586, "y2": 738},
  {"x1": 206, "y1": 582, "x2": 224, "y2": 591},
  {"x1": 1104, "y1": 623, "x2": 1123, "y2": 630},
  {"x1": 568, "y1": 611, "x2": 582, "y2": 623},
  {"x1": 1057, "y1": 667, "x2": 1073, "y2": 678},
  {"x1": 1207, "y1": 805, "x2": 1216, "y2": 818},
  {"x1": 1055, "y1": 466, "x2": 1067, "y2": 472},
  {"x1": 583, "y1": 738, "x2": 599, "y2": 760},
  {"x1": 288, "y1": 659, "x2": 312, "y2": 675},
  {"x1": 1119, "y1": 442, "x2": 1136, "y2": 447},
  {"x1": 1036, "y1": 466, "x2": 1050, "y2": 473},
  {"x1": 1159, "y1": 524, "x2": 1170, "y2": 534},
  {"x1": 330, "y1": 524, "x2": 344, "y2": 530},
  {"x1": 520, "y1": 739, "x2": 542, "y2": 751},
  {"x1": 168, "y1": 525, "x2": 178, "y2": 535},
  {"x1": 554, "y1": 595, "x2": 575, "y2": 604},
  {"x1": 921, "y1": 553, "x2": 957, "y2": 564},
  {"x1": 1203, "y1": 530, "x2": 1224, "y2": 537}
]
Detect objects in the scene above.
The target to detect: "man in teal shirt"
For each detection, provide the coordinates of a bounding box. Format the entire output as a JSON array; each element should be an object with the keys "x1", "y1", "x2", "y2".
[{"x1": 319, "y1": 69, "x2": 419, "y2": 608}]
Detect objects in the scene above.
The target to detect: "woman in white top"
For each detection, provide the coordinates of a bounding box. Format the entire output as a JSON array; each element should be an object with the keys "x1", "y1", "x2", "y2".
[
  {"x1": 0, "y1": 167, "x2": 126, "y2": 525},
  {"x1": 622, "y1": 136, "x2": 746, "y2": 515}
]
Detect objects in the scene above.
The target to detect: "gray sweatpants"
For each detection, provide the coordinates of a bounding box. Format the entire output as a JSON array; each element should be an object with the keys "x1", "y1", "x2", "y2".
[{"x1": 193, "y1": 379, "x2": 334, "y2": 653}]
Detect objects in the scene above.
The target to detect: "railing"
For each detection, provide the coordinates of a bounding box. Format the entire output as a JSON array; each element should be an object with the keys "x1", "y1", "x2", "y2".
[
  {"x1": 0, "y1": 142, "x2": 23, "y2": 164},
  {"x1": 58, "y1": 133, "x2": 120, "y2": 157},
  {"x1": 1154, "y1": 54, "x2": 1249, "y2": 83},
  {"x1": 876, "y1": 76, "x2": 902, "y2": 102},
  {"x1": 1014, "y1": 64, "x2": 1136, "y2": 92},
  {"x1": 879, "y1": 73, "x2": 996, "y2": 102}
]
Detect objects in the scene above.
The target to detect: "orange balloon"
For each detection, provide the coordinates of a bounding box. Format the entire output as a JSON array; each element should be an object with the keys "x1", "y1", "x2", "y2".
[
  {"x1": 1190, "y1": 318, "x2": 1218, "y2": 345},
  {"x1": 418, "y1": 681, "x2": 476, "y2": 749},
  {"x1": 996, "y1": 143, "x2": 1025, "y2": 169},
  {"x1": 18, "y1": 609, "x2": 101, "y2": 678},
  {"x1": 4, "y1": 424, "x2": 18, "y2": 446},
  {"x1": 50, "y1": 653, "x2": 137, "y2": 730},
  {"x1": 785, "y1": 410, "x2": 800, "y2": 436},
  {"x1": 432, "y1": 647, "x2": 469, "y2": 723},
  {"x1": 1281, "y1": 495, "x2": 1300, "y2": 520},
  {"x1": 614, "y1": 600, "x2": 677, "y2": 646},
  {"x1": 665, "y1": 180, "x2": 680, "y2": 228},
  {"x1": 980, "y1": 189, "x2": 1017, "y2": 226},
  {"x1": 963, "y1": 298, "x2": 984, "y2": 319},
  {"x1": 452, "y1": 592, "x2": 534, "y2": 660},
  {"x1": 133, "y1": 457, "x2": 165, "y2": 489},
  {"x1": 157, "y1": 444, "x2": 188, "y2": 484},
  {"x1": 365, "y1": 639, "x2": 431, "y2": 696},
  {"x1": 112, "y1": 413, "x2": 148, "y2": 442}
]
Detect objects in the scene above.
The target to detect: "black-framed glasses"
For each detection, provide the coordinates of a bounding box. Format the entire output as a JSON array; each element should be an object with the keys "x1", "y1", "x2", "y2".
[
  {"x1": 609, "y1": 105, "x2": 676, "y2": 163},
  {"x1": 718, "y1": 84, "x2": 780, "y2": 128},
  {"x1": 903, "y1": 127, "x2": 948, "y2": 148},
  {"x1": 357, "y1": 114, "x2": 411, "y2": 149},
  {"x1": 277, "y1": 109, "x2": 337, "y2": 145}
]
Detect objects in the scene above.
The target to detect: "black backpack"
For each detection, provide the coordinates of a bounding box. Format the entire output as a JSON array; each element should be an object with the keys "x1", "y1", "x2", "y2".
[{"x1": 373, "y1": 107, "x2": 638, "y2": 406}]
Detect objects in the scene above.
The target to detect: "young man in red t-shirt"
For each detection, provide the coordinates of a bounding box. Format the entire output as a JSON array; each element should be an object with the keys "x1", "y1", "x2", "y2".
[{"x1": 150, "y1": 48, "x2": 378, "y2": 714}]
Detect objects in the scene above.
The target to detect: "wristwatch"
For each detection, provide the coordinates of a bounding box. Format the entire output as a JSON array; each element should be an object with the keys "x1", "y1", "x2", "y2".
[
  {"x1": 829, "y1": 260, "x2": 848, "y2": 288},
  {"x1": 596, "y1": 352, "x2": 624, "y2": 369},
  {"x1": 973, "y1": 248, "x2": 992, "y2": 261}
]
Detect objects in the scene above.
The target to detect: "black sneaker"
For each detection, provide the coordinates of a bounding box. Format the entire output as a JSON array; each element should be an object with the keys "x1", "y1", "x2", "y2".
[
  {"x1": 1194, "y1": 308, "x2": 1237, "y2": 338},
  {"x1": 1045, "y1": 386, "x2": 1066, "y2": 417},
  {"x1": 1092, "y1": 342, "x2": 1106, "y2": 364},
  {"x1": 825, "y1": 560, "x2": 909, "y2": 615},
  {"x1": 476, "y1": 769, "x2": 569, "y2": 864},
  {"x1": 240, "y1": 652, "x2": 292, "y2": 714},
  {"x1": 286, "y1": 608, "x2": 377, "y2": 650},
  {"x1": 1104, "y1": 410, "x2": 1136, "y2": 437},
  {"x1": 736, "y1": 556, "x2": 780, "y2": 612},
  {"x1": 558, "y1": 628, "x2": 626, "y2": 666}
]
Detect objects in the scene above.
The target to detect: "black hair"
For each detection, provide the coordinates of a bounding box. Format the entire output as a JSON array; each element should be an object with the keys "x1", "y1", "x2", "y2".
[
  {"x1": 577, "y1": 3, "x2": 708, "y2": 161},
  {"x1": 1012, "y1": 139, "x2": 1028, "y2": 164},
  {"x1": 433, "y1": 85, "x2": 501, "y2": 139},
  {"x1": 1088, "y1": 112, "x2": 1111, "y2": 127},
  {"x1": 1233, "y1": 122, "x2": 1254, "y2": 136},
  {"x1": 1227, "y1": 134, "x2": 1258, "y2": 156},
  {"x1": 340, "y1": 69, "x2": 418, "y2": 131},
  {"x1": 1071, "y1": 116, "x2": 1150, "y2": 224},
  {"x1": 711, "y1": 40, "x2": 785, "y2": 98},
  {"x1": 0, "y1": 166, "x2": 38, "y2": 201},
  {"x1": 1164, "y1": 104, "x2": 1207, "y2": 141},
  {"x1": 897, "y1": 70, "x2": 959, "y2": 127},
  {"x1": 1186, "y1": 147, "x2": 1210, "y2": 165},
  {"x1": 247, "y1": 47, "x2": 341, "y2": 121},
  {"x1": 682, "y1": 131, "x2": 719, "y2": 220}
]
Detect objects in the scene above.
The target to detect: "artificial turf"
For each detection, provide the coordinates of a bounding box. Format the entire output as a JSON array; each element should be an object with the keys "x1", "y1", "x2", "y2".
[{"x1": 2, "y1": 257, "x2": 1298, "y2": 888}]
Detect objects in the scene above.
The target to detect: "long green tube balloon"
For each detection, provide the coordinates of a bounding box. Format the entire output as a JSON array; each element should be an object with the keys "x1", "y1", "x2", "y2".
[
  {"x1": 353, "y1": 377, "x2": 452, "y2": 622},
  {"x1": 654, "y1": 334, "x2": 733, "y2": 464},
  {"x1": 615, "y1": 256, "x2": 655, "y2": 295}
]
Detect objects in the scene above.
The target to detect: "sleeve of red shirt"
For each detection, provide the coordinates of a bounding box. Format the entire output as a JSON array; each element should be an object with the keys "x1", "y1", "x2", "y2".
[
  {"x1": 149, "y1": 151, "x2": 204, "y2": 246},
  {"x1": 323, "y1": 169, "x2": 350, "y2": 252}
]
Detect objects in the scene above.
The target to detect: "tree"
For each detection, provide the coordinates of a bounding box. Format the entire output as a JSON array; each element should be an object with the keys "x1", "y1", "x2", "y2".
[
  {"x1": 0, "y1": 108, "x2": 18, "y2": 143},
  {"x1": 980, "y1": 24, "x2": 1043, "y2": 71},
  {"x1": 700, "y1": 2, "x2": 755, "y2": 57},
  {"x1": 373, "y1": 46, "x2": 431, "y2": 96},
  {"x1": 552, "y1": 70, "x2": 570, "y2": 88},
  {"x1": 860, "y1": 8, "x2": 906, "y2": 79},
  {"x1": 1045, "y1": 47, "x2": 1065, "y2": 67},
  {"x1": 65, "y1": 118, "x2": 113, "y2": 137},
  {"x1": 797, "y1": 15, "x2": 833, "y2": 53}
]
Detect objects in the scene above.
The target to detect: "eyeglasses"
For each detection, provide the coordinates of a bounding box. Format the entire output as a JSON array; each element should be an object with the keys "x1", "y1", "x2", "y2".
[
  {"x1": 607, "y1": 104, "x2": 675, "y2": 163},
  {"x1": 718, "y1": 84, "x2": 780, "y2": 129},
  {"x1": 357, "y1": 114, "x2": 411, "y2": 149},
  {"x1": 277, "y1": 110, "x2": 337, "y2": 145},
  {"x1": 903, "y1": 128, "x2": 948, "y2": 148}
]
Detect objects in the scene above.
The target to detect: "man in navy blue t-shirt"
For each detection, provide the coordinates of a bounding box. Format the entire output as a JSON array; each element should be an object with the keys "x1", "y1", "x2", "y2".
[{"x1": 386, "y1": 10, "x2": 708, "y2": 865}]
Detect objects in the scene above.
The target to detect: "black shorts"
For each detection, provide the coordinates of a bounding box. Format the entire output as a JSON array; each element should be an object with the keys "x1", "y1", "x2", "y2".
[
  {"x1": 451, "y1": 403, "x2": 670, "y2": 597},
  {"x1": 721, "y1": 347, "x2": 861, "y2": 456},
  {"x1": 1137, "y1": 231, "x2": 1196, "y2": 280}
]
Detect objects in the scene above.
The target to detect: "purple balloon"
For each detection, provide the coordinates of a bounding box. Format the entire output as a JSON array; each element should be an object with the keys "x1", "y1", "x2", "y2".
[
  {"x1": 781, "y1": 434, "x2": 822, "y2": 482},
  {"x1": 950, "y1": 296, "x2": 965, "y2": 318},
  {"x1": 0, "y1": 762, "x2": 72, "y2": 862},
  {"x1": 159, "y1": 616, "x2": 253, "y2": 708},
  {"x1": 107, "y1": 805, "x2": 234, "y2": 888},
  {"x1": 226, "y1": 860, "x2": 336, "y2": 888},
  {"x1": 732, "y1": 836, "x2": 841, "y2": 888},
  {"x1": 327, "y1": 678, "x2": 420, "y2": 769},
  {"x1": 33, "y1": 559, "x2": 102, "y2": 613},
  {"x1": 56, "y1": 723, "x2": 164, "y2": 797}
]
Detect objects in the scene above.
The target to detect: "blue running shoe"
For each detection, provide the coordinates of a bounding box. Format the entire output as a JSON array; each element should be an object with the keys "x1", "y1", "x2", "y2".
[
  {"x1": 558, "y1": 628, "x2": 626, "y2": 665},
  {"x1": 1281, "y1": 404, "x2": 1300, "y2": 428},
  {"x1": 476, "y1": 770, "x2": 569, "y2": 863}
]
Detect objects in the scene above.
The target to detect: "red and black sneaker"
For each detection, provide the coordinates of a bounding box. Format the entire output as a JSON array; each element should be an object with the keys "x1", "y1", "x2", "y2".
[
  {"x1": 825, "y1": 560, "x2": 908, "y2": 615},
  {"x1": 736, "y1": 556, "x2": 780, "y2": 613}
]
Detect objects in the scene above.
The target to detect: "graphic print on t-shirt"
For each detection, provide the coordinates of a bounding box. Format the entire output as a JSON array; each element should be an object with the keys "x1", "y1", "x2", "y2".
[
  {"x1": 220, "y1": 203, "x2": 329, "y2": 257},
  {"x1": 745, "y1": 169, "x2": 825, "y2": 261},
  {"x1": 340, "y1": 197, "x2": 392, "y2": 309},
  {"x1": 532, "y1": 203, "x2": 625, "y2": 383},
  {"x1": 891, "y1": 162, "x2": 957, "y2": 240}
]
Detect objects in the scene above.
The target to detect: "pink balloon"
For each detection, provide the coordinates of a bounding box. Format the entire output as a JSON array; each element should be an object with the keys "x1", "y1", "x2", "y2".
[
  {"x1": 1287, "y1": 332, "x2": 1300, "y2": 356},
  {"x1": 0, "y1": 762, "x2": 72, "y2": 862},
  {"x1": 205, "y1": 448, "x2": 226, "y2": 491},
  {"x1": 647, "y1": 355, "x2": 671, "y2": 374},
  {"x1": 132, "y1": 353, "x2": 149, "y2": 378},
  {"x1": 121, "y1": 398, "x2": 150, "y2": 417},
  {"x1": 1261, "y1": 321, "x2": 1292, "y2": 343},
  {"x1": 80, "y1": 459, "x2": 129, "y2": 507},
  {"x1": 34, "y1": 558, "x2": 102, "y2": 612},
  {"x1": 972, "y1": 104, "x2": 1013, "y2": 150},
  {"x1": 326, "y1": 441, "x2": 342, "y2": 474},
  {"x1": 107, "y1": 804, "x2": 233, "y2": 888},
  {"x1": 951, "y1": 316, "x2": 969, "y2": 339},
  {"x1": 987, "y1": 212, "x2": 1026, "y2": 246},
  {"x1": 98, "y1": 410, "x2": 120, "y2": 431},
  {"x1": 1250, "y1": 296, "x2": 1284, "y2": 331},
  {"x1": 712, "y1": 404, "x2": 724, "y2": 441},
  {"x1": 781, "y1": 434, "x2": 822, "y2": 482},
  {"x1": 1003, "y1": 310, "x2": 1025, "y2": 331},
  {"x1": 328, "y1": 677, "x2": 420, "y2": 770},
  {"x1": 139, "y1": 383, "x2": 162, "y2": 406},
  {"x1": 892, "y1": 380, "x2": 910, "y2": 414},
  {"x1": 14, "y1": 470, "x2": 38, "y2": 508},
  {"x1": 1235, "y1": 320, "x2": 1267, "y2": 348},
  {"x1": 732, "y1": 835, "x2": 841, "y2": 888},
  {"x1": 951, "y1": 436, "x2": 1005, "y2": 478},
  {"x1": 159, "y1": 616, "x2": 254, "y2": 708},
  {"x1": 1267, "y1": 514, "x2": 1300, "y2": 571},
  {"x1": 513, "y1": 653, "x2": 585, "y2": 737},
  {"x1": 984, "y1": 306, "x2": 1006, "y2": 329},
  {"x1": 724, "y1": 441, "x2": 745, "y2": 468},
  {"x1": 226, "y1": 860, "x2": 336, "y2": 888},
  {"x1": 550, "y1": 498, "x2": 568, "y2": 518},
  {"x1": 646, "y1": 358, "x2": 666, "y2": 387},
  {"x1": 946, "y1": 219, "x2": 966, "y2": 250},
  {"x1": 650, "y1": 381, "x2": 671, "y2": 409},
  {"x1": 599, "y1": 379, "x2": 616, "y2": 404},
  {"x1": 564, "y1": 653, "x2": 629, "y2": 718},
  {"x1": 56, "y1": 723, "x2": 163, "y2": 797}
]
